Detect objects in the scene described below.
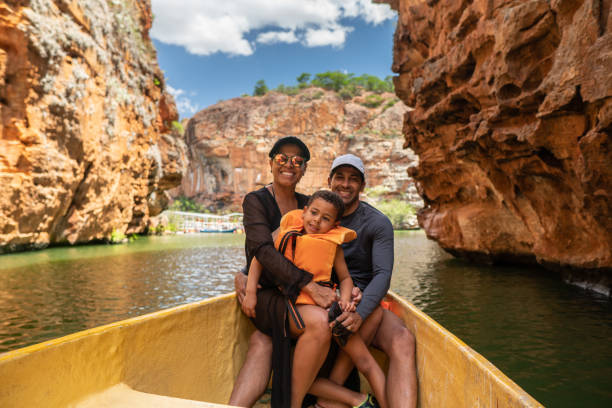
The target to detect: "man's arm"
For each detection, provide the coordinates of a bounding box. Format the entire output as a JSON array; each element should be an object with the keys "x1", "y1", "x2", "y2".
[
  {"x1": 334, "y1": 215, "x2": 393, "y2": 332},
  {"x1": 355, "y1": 217, "x2": 393, "y2": 320}
]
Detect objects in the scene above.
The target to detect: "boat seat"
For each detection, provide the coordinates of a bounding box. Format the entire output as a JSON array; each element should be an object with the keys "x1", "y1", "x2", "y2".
[{"x1": 75, "y1": 383, "x2": 236, "y2": 408}]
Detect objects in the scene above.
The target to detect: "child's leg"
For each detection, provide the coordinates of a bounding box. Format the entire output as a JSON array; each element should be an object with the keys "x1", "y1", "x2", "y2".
[
  {"x1": 289, "y1": 305, "x2": 332, "y2": 408},
  {"x1": 328, "y1": 306, "x2": 384, "y2": 382},
  {"x1": 342, "y1": 334, "x2": 388, "y2": 408},
  {"x1": 308, "y1": 377, "x2": 367, "y2": 407},
  {"x1": 318, "y1": 307, "x2": 385, "y2": 408}
]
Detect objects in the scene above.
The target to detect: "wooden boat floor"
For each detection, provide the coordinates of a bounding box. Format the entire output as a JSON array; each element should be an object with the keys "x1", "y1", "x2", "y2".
[{"x1": 74, "y1": 383, "x2": 238, "y2": 408}]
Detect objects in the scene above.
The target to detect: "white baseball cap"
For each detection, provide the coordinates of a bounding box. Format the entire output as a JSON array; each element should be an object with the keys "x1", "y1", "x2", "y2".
[{"x1": 330, "y1": 154, "x2": 365, "y2": 179}]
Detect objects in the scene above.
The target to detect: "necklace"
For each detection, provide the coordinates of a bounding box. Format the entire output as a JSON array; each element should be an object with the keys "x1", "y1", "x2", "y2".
[{"x1": 269, "y1": 184, "x2": 275, "y2": 199}]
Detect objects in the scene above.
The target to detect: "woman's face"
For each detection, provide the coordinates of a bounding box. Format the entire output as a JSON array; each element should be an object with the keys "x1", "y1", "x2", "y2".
[{"x1": 269, "y1": 144, "x2": 307, "y2": 188}]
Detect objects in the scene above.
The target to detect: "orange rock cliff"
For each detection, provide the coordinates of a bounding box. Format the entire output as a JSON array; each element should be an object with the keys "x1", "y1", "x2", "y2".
[
  {"x1": 0, "y1": 0, "x2": 187, "y2": 253},
  {"x1": 174, "y1": 89, "x2": 423, "y2": 216},
  {"x1": 387, "y1": 0, "x2": 611, "y2": 290}
]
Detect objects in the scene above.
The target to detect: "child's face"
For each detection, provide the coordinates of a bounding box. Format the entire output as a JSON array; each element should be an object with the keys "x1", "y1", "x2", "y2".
[{"x1": 302, "y1": 198, "x2": 339, "y2": 235}]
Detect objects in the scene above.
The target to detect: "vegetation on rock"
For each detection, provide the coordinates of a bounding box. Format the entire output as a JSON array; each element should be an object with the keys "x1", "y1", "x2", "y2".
[
  {"x1": 365, "y1": 187, "x2": 417, "y2": 230},
  {"x1": 252, "y1": 71, "x2": 394, "y2": 99}
]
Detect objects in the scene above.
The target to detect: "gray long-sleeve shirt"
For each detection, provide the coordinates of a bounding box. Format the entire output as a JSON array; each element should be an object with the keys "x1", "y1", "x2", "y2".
[{"x1": 340, "y1": 201, "x2": 394, "y2": 320}]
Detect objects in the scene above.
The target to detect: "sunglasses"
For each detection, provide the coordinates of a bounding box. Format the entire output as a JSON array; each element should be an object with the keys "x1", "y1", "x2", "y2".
[{"x1": 273, "y1": 153, "x2": 306, "y2": 168}]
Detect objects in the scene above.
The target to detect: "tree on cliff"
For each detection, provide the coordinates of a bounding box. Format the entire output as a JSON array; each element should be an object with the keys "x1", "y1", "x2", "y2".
[
  {"x1": 297, "y1": 73, "x2": 311, "y2": 88},
  {"x1": 253, "y1": 80, "x2": 268, "y2": 96},
  {"x1": 311, "y1": 71, "x2": 353, "y2": 92}
]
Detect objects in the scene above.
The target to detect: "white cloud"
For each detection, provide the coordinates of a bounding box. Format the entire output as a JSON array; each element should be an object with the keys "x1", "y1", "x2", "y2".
[
  {"x1": 167, "y1": 85, "x2": 200, "y2": 117},
  {"x1": 257, "y1": 30, "x2": 298, "y2": 45},
  {"x1": 341, "y1": 0, "x2": 395, "y2": 24},
  {"x1": 304, "y1": 26, "x2": 352, "y2": 48},
  {"x1": 151, "y1": 0, "x2": 395, "y2": 56}
]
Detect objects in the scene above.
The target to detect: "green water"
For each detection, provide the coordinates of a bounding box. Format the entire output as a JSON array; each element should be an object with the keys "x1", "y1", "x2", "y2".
[{"x1": 0, "y1": 232, "x2": 610, "y2": 406}]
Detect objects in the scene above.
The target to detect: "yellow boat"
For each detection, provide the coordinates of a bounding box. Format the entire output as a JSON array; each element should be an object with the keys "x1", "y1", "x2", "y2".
[{"x1": 0, "y1": 292, "x2": 543, "y2": 407}]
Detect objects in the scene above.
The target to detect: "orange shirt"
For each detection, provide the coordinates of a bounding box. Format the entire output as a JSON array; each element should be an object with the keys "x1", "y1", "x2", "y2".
[{"x1": 274, "y1": 210, "x2": 357, "y2": 305}]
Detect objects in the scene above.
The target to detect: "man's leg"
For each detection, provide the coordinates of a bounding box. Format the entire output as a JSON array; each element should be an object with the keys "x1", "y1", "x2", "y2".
[
  {"x1": 228, "y1": 329, "x2": 273, "y2": 407},
  {"x1": 371, "y1": 309, "x2": 417, "y2": 408}
]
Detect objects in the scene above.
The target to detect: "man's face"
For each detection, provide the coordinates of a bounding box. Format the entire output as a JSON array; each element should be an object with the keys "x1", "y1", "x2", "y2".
[{"x1": 328, "y1": 165, "x2": 365, "y2": 210}]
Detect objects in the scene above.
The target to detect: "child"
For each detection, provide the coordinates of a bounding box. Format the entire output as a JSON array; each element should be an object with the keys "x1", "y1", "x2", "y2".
[{"x1": 243, "y1": 190, "x2": 387, "y2": 408}]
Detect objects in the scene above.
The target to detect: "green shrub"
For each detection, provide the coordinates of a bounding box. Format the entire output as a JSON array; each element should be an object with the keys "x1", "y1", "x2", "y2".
[
  {"x1": 253, "y1": 79, "x2": 268, "y2": 96},
  {"x1": 110, "y1": 229, "x2": 126, "y2": 244},
  {"x1": 252, "y1": 72, "x2": 392, "y2": 101},
  {"x1": 383, "y1": 99, "x2": 398, "y2": 111},
  {"x1": 376, "y1": 199, "x2": 415, "y2": 230},
  {"x1": 310, "y1": 91, "x2": 324, "y2": 100},
  {"x1": 169, "y1": 196, "x2": 206, "y2": 213},
  {"x1": 276, "y1": 84, "x2": 299, "y2": 96},
  {"x1": 361, "y1": 94, "x2": 384, "y2": 108},
  {"x1": 171, "y1": 120, "x2": 184, "y2": 133},
  {"x1": 297, "y1": 72, "x2": 311, "y2": 87}
]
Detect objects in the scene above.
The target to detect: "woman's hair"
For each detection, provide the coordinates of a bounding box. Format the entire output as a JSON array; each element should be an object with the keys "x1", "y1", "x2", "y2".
[
  {"x1": 306, "y1": 190, "x2": 345, "y2": 221},
  {"x1": 268, "y1": 136, "x2": 311, "y2": 162}
]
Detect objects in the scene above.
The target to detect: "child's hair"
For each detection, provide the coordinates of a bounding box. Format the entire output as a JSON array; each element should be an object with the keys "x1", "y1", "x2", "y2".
[{"x1": 306, "y1": 190, "x2": 345, "y2": 221}]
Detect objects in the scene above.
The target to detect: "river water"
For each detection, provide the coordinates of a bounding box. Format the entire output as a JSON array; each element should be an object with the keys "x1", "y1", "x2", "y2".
[{"x1": 0, "y1": 232, "x2": 610, "y2": 406}]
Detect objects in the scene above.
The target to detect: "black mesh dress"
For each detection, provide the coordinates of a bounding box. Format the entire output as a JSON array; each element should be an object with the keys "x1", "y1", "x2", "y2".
[{"x1": 242, "y1": 187, "x2": 311, "y2": 407}]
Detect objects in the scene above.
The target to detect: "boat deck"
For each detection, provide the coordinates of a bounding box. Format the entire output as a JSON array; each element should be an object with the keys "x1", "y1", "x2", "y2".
[{"x1": 75, "y1": 384, "x2": 237, "y2": 408}]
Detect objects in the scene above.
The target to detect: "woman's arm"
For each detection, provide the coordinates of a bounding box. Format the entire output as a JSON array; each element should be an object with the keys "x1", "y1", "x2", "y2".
[
  {"x1": 243, "y1": 192, "x2": 336, "y2": 307},
  {"x1": 243, "y1": 192, "x2": 312, "y2": 297},
  {"x1": 333, "y1": 247, "x2": 354, "y2": 311},
  {"x1": 242, "y1": 258, "x2": 262, "y2": 318}
]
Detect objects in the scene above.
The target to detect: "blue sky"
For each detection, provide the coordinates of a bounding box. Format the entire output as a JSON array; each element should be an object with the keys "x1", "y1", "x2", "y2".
[{"x1": 150, "y1": 1, "x2": 398, "y2": 119}]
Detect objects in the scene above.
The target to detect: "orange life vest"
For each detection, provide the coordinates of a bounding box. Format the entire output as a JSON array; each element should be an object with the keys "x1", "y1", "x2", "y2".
[{"x1": 274, "y1": 209, "x2": 357, "y2": 305}]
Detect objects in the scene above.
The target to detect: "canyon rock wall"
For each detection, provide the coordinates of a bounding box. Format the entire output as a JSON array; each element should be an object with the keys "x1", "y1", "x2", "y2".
[
  {"x1": 0, "y1": 0, "x2": 186, "y2": 253},
  {"x1": 389, "y1": 0, "x2": 611, "y2": 288},
  {"x1": 176, "y1": 89, "x2": 422, "y2": 215}
]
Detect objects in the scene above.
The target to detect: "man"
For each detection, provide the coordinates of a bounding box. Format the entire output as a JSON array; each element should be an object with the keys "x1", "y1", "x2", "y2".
[
  {"x1": 231, "y1": 154, "x2": 417, "y2": 408},
  {"x1": 320, "y1": 154, "x2": 417, "y2": 408}
]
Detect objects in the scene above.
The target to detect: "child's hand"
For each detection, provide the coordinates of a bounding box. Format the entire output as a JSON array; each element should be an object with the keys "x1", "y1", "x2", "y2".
[
  {"x1": 242, "y1": 292, "x2": 257, "y2": 318},
  {"x1": 339, "y1": 299, "x2": 355, "y2": 312}
]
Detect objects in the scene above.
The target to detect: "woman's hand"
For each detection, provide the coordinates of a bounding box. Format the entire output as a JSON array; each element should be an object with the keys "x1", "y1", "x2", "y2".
[
  {"x1": 234, "y1": 271, "x2": 248, "y2": 304},
  {"x1": 242, "y1": 292, "x2": 257, "y2": 318},
  {"x1": 303, "y1": 282, "x2": 338, "y2": 308}
]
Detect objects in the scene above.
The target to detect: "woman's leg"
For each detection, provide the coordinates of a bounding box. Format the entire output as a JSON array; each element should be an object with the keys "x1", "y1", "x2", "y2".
[{"x1": 289, "y1": 305, "x2": 332, "y2": 408}]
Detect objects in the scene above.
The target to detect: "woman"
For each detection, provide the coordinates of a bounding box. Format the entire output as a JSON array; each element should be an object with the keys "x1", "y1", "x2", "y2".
[{"x1": 230, "y1": 136, "x2": 337, "y2": 408}]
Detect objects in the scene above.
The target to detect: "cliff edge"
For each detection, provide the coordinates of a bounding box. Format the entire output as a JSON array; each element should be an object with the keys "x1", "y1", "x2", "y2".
[
  {"x1": 389, "y1": 0, "x2": 611, "y2": 291},
  {"x1": 0, "y1": 0, "x2": 186, "y2": 253}
]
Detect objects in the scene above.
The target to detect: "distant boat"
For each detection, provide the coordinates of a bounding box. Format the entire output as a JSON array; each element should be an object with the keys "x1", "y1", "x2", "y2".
[
  {"x1": 0, "y1": 292, "x2": 543, "y2": 407},
  {"x1": 199, "y1": 228, "x2": 236, "y2": 233}
]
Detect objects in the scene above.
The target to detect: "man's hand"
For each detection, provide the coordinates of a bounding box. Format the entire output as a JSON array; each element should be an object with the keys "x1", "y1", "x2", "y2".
[
  {"x1": 303, "y1": 282, "x2": 338, "y2": 309},
  {"x1": 234, "y1": 272, "x2": 248, "y2": 304},
  {"x1": 351, "y1": 287, "x2": 362, "y2": 305},
  {"x1": 332, "y1": 310, "x2": 363, "y2": 333}
]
